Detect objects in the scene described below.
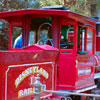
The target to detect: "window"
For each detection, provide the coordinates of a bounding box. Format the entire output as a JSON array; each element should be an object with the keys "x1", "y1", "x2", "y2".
[
  {"x1": 77, "y1": 28, "x2": 93, "y2": 55},
  {"x1": 29, "y1": 17, "x2": 52, "y2": 46},
  {"x1": 12, "y1": 26, "x2": 22, "y2": 48},
  {"x1": 87, "y1": 30, "x2": 93, "y2": 51},
  {"x1": 60, "y1": 25, "x2": 73, "y2": 49}
]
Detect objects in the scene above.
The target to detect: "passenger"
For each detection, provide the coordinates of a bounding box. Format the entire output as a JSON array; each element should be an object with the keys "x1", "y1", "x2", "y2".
[{"x1": 13, "y1": 34, "x2": 22, "y2": 48}]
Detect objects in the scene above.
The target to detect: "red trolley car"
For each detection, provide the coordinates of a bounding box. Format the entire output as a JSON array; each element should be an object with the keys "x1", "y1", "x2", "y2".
[{"x1": 0, "y1": 6, "x2": 100, "y2": 100}]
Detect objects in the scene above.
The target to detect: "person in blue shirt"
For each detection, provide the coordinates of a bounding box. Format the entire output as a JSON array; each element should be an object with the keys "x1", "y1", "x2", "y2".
[{"x1": 13, "y1": 35, "x2": 22, "y2": 48}]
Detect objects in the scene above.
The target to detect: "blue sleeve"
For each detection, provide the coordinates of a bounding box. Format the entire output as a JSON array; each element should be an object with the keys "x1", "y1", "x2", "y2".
[{"x1": 14, "y1": 36, "x2": 22, "y2": 48}]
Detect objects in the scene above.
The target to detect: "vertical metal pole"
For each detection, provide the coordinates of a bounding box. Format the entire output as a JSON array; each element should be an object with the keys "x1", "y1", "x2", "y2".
[
  {"x1": 52, "y1": 16, "x2": 61, "y2": 48},
  {"x1": 73, "y1": 21, "x2": 78, "y2": 55},
  {"x1": 84, "y1": 27, "x2": 87, "y2": 51},
  {"x1": 22, "y1": 15, "x2": 31, "y2": 47},
  {"x1": 34, "y1": 94, "x2": 40, "y2": 100},
  {"x1": 80, "y1": 29, "x2": 82, "y2": 51},
  {"x1": 92, "y1": 29, "x2": 95, "y2": 54},
  {"x1": 9, "y1": 23, "x2": 12, "y2": 50},
  {"x1": 34, "y1": 74, "x2": 42, "y2": 100}
]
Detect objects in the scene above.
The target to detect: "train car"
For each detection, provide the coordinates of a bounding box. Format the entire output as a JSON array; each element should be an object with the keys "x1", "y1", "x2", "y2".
[{"x1": 0, "y1": 6, "x2": 100, "y2": 100}]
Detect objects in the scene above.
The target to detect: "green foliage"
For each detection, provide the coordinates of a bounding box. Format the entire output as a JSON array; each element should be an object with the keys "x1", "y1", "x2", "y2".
[
  {"x1": 40, "y1": 0, "x2": 63, "y2": 7},
  {"x1": 1, "y1": 0, "x2": 41, "y2": 11},
  {"x1": 0, "y1": 0, "x2": 99, "y2": 16},
  {"x1": 39, "y1": 0, "x2": 94, "y2": 16},
  {"x1": 68, "y1": 0, "x2": 91, "y2": 16}
]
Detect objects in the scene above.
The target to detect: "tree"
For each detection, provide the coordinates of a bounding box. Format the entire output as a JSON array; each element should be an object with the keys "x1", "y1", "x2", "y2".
[
  {"x1": 40, "y1": 0, "x2": 93, "y2": 16},
  {"x1": 0, "y1": 0, "x2": 41, "y2": 50},
  {"x1": 1, "y1": 0, "x2": 41, "y2": 11}
]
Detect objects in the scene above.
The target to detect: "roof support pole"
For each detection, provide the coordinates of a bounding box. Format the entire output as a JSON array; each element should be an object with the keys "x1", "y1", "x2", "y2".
[
  {"x1": 22, "y1": 15, "x2": 31, "y2": 47},
  {"x1": 80, "y1": 28, "x2": 82, "y2": 51},
  {"x1": 52, "y1": 16, "x2": 61, "y2": 48},
  {"x1": 92, "y1": 29, "x2": 95, "y2": 54},
  {"x1": 73, "y1": 21, "x2": 78, "y2": 55},
  {"x1": 84, "y1": 27, "x2": 87, "y2": 51},
  {"x1": 9, "y1": 23, "x2": 12, "y2": 50}
]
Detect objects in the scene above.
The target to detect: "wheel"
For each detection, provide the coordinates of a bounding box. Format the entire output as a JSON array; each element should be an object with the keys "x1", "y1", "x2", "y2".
[
  {"x1": 60, "y1": 96, "x2": 72, "y2": 100},
  {"x1": 70, "y1": 95, "x2": 81, "y2": 100},
  {"x1": 66, "y1": 97, "x2": 72, "y2": 100},
  {"x1": 60, "y1": 97, "x2": 66, "y2": 100}
]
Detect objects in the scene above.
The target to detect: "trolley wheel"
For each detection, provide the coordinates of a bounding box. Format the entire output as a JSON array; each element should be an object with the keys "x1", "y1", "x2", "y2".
[
  {"x1": 61, "y1": 96, "x2": 72, "y2": 100},
  {"x1": 70, "y1": 95, "x2": 81, "y2": 100},
  {"x1": 66, "y1": 97, "x2": 72, "y2": 100},
  {"x1": 60, "y1": 97, "x2": 66, "y2": 100}
]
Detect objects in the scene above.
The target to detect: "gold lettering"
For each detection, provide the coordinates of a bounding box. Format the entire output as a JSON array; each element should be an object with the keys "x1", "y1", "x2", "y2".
[
  {"x1": 15, "y1": 66, "x2": 49, "y2": 88},
  {"x1": 18, "y1": 88, "x2": 34, "y2": 98}
]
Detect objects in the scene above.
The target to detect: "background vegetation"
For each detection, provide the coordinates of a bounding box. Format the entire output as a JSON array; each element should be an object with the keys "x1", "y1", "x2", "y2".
[{"x1": 0, "y1": 0, "x2": 100, "y2": 50}]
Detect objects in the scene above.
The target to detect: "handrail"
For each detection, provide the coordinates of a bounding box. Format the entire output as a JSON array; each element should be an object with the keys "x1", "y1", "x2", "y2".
[
  {"x1": 33, "y1": 74, "x2": 100, "y2": 100},
  {"x1": 44, "y1": 89, "x2": 100, "y2": 98}
]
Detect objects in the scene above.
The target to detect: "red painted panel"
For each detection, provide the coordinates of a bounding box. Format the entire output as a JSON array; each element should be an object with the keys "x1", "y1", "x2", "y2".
[
  {"x1": 0, "y1": 46, "x2": 58, "y2": 100},
  {"x1": 57, "y1": 53, "x2": 95, "y2": 90},
  {"x1": 76, "y1": 55, "x2": 95, "y2": 89},
  {"x1": 57, "y1": 53, "x2": 76, "y2": 90},
  {"x1": 6, "y1": 63, "x2": 54, "y2": 100}
]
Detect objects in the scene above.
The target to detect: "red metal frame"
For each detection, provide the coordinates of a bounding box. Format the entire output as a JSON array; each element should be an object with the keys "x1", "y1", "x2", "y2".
[
  {"x1": 52, "y1": 16, "x2": 61, "y2": 48},
  {"x1": 73, "y1": 21, "x2": 78, "y2": 55},
  {"x1": 84, "y1": 27, "x2": 87, "y2": 51},
  {"x1": 9, "y1": 24, "x2": 12, "y2": 50},
  {"x1": 80, "y1": 29, "x2": 82, "y2": 51},
  {"x1": 92, "y1": 29, "x2": 95, "y2": 54},
  {"x1": 22, "y1": 15, "x2": 31, "y2": 47}
]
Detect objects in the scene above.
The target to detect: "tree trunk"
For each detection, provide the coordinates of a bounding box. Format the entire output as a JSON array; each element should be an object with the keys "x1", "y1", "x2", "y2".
[{"x1": 64, "y1": 0, "x2": 67, "y2": 6}]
